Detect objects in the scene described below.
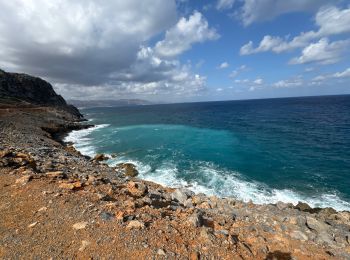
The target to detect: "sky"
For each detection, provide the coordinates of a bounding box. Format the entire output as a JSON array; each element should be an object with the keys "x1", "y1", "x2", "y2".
[{"x1": 0, "y1": 0, "x2": 349, "y2": 103}]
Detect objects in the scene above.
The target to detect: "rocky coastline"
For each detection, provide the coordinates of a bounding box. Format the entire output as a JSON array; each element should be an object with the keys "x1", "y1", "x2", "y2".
[
  {"x1": 0, "y1": 108, "x2": 349, "y2": 259},
  {"x1": 0, "y1": 70, "x2": 350, "y2": 259}
]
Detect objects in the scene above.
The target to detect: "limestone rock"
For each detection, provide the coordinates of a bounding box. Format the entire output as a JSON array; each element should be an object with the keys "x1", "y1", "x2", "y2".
[
  {"x1": 126, "y1": 220, "x2": 145, "y2": 229},
  {"x1": 127, "y1": 181, "x2": 147, "y2": 197},
  {"x1": 116, "y1": 163, "x2": 139, "y2": 177},
  {"x1": 171, "y1": 188, "x2": 194, "y2": 205}
]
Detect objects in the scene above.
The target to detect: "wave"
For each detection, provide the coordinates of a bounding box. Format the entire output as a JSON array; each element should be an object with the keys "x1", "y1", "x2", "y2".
[
  {"x1": 63, "y1": 124, "x2": 110, "y2": 157},
  {"x1": 64, "y1": 124, "x2": 350, "y2": 211},
  {"x1": 108, "y1": 158, "x2": 350, "y2": 211}
]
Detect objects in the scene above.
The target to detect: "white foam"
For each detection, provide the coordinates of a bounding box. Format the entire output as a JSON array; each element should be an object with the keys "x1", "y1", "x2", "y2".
[
  {"x1": 65, "y1": 126, "x2": 350, "y2": 211},
  {"x1": 64, "y1": 124, "x2": 110, "y2": 157},
  {"x1": 114, "y1": 159, "x2": 350, "y2": 211}
]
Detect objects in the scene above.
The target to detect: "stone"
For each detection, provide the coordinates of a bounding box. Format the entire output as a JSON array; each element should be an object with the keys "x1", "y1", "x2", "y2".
[
  {"x1": 290, "y1": 230, "x2": 308, "y2": 241},
  {"x1": 79, "y1": 240, "x2": 91, "y2": 252},
  {"x1": 276, "y1": 201, "x2": 292, "y2": 210},
  {"x1": 126, "y1": 220, "x2": 145, "y2": 229},
  {"x1": 15, "y1": 175, "x2": 32, "y2": 185},
  {"x1": 59, "y1": 181, "x2": 82, "y2": 190},
  {"x1": 73, "y1": 221, "x2": 88, "y2": 230},
  {"x1": 116, "y1": 163, "x2": 139, "y2": 177},
  {"x1": 171, "y1": 188, "x2": 194, "y2": 205},
  {"x1": 295, "y1": 201, "x2": 313, "y2": 212},
  {"x1": 100, "y1": 212, "x2": 114, "y2": 221},
  {"x1": 187, "y1": 212, "x2": 204, "y2": 227},
  {"x1": 157, "y1": 248, "x2": 166, "y2": 256},
  {"x1": 93, "y1": 153, "x2": 108, "y2": 162},
  {"x1": 127, "y1": 181, "x2": 148, "y2": 197},
  {"x1": 306, "y1": 216, "x2": 329, "y2": 233},
  {"x1": 28, "y1": 222, "x2": 38, "y2": 228},
  {"x1": 46, "y1": 171, "x2": 66, "y2": 179}
]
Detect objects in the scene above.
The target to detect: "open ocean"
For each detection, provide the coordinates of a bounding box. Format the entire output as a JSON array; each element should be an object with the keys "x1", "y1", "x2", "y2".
[{"x1": 65, "y1": 95, "x2": 350, "y2": 211}]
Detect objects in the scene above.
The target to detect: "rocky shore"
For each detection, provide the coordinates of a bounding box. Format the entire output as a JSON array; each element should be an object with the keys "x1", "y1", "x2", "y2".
[
  {"x1": 0, "y1": 70, "x2": 349, "y2": 259},
  {"x1": 0, "y1": 108, "x2": 349, "y2": 259}
]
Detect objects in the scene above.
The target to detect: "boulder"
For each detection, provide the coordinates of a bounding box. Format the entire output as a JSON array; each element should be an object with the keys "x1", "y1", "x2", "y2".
[
  {"x1": 116, "y1": 163, "x2": 139, "y2": 177},
  {"x1": 93, "y1": 153, "x2": 109, "y2": 162},
  {"x1": 171, "y1": 188, "x2": 194, "y2": 205},
  {"x1": 127, "y1": 181, "x2": 148, "y2": 197}
]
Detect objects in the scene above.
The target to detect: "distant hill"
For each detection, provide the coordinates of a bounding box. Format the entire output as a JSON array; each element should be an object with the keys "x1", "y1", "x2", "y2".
[
  {"x1": 69, "y1": 99, "x2": 153, "y2": 108},
  {"x1": 0, "y1": 69, "x2": 82, "y2": 118}
]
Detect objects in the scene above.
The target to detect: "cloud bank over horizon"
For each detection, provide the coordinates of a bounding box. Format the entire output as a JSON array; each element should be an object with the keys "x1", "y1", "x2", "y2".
[{"x1": 0, "y1": 0, "x2": 349, "y2": 102}]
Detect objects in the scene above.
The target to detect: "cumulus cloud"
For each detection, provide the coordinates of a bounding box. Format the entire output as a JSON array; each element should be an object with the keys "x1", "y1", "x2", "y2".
[
  {"x1": 154, "y1": 11, "x2": 219, "y2": 57},
  {"x1": 0, "y1": 1, "x2": 216, "y2": 100},
  {"x1": 218, "y1": 62, "x2": 230, "y2": 69},
  {"x1": 312, "y1": 67, "x2": 350, "y2": 83},
  {"x1": 289, "y1": 38, "x2": 350, "y2": 65},
  {"x1": 239, "y1": 0, "x2": 330, "y2": 26},
  {"x1": 273, "y1": 77, "x2": 304, "y2": 88},
  {"x1": 216, "y1": 0, "x2": 235, "y2": 11},
  {"x1": 240, "y1": 5, "x2": 350, "y2": 56}
]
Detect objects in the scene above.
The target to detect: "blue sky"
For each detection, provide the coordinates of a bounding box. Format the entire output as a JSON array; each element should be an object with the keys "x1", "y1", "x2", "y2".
[{"x1": 0, "y1": 0, "x2": 349, "y2": 102}]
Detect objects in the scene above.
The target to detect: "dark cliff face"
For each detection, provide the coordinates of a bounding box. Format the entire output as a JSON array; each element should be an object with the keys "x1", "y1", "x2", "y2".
[{"x1": 0, "y1": 69, "x2": 82, "y2": 119}]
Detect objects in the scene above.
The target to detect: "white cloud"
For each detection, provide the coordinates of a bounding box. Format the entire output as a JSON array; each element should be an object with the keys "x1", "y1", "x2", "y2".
[
  {"x1": 0, "y1": 1, "x2": 212, "y2": 100},
  {"x1": 155, "y1": 11, "x2": 219, "y2": 57},
  {"x1": 274, "y1": 77, "x2": 303, "y2": 88},
  {"x1": 229, "y1": 65, "x2": 247, "y2": 78},
  {"x1": 216, "y1": 88, "x2": 223, "y2": 91},
  {"x1": 289, "y1": 38, "x2": 350, "y2": 65},
  {"x1": 253, "y1": 78, "x2": 263, "y2": 85},
  {"x1": 334, "y1": 68, "x2": 350, "y2": 78},
  {"x1": 311, "y1": 67, "x2": 350, "y2": 83},
  {"x1": 218, "y1": 62, "x2": 230, "y2": 69},
  {"x1": 216, "y1": 0, "x2": 235, "y2": 11},
  {"x1": 240, "y1": 6, "x2": 350, "y2": 57},
  {"x1": 239, "y1": 0, "x2": 330, "y2": 26}
]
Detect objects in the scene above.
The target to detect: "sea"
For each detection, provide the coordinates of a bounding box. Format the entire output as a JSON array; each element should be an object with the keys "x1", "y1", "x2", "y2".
[{"x1": 65, "y1": 95, "x2": 350, "y2": 211}]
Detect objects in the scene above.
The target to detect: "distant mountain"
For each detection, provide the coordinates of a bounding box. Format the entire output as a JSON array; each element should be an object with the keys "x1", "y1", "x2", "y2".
[
  {"x1": 68, "y1": 99, "x2": 153, "y2": 108},
  {"x1": 0, "y1": 69, "x2": 82, "y2": 118}
]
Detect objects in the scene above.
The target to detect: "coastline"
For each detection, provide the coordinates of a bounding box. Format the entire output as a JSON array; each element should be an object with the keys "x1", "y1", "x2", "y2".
[{"x1": 1, "y1": 107, "x2": 350, "y2": 259}]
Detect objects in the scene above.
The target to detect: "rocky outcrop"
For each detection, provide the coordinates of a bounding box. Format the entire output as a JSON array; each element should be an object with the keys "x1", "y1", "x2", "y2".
[{"x1": 0, "y1": 69, "x2": 82, "y2": 118}]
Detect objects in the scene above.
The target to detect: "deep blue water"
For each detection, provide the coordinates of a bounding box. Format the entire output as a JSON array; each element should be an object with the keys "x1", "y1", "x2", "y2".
[{"x1": 66, "y1": 95, "x2": 350, "y2": 210}]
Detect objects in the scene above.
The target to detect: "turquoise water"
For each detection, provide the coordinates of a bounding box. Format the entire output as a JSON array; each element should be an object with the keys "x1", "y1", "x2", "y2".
[{"x1": 65, "y1": 95, "x2": 350, "y2": 210}]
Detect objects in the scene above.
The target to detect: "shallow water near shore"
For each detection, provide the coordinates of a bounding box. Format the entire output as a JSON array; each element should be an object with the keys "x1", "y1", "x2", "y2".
[{"x1": 65, "y1": 95, "x2": 350, "y2": 211}]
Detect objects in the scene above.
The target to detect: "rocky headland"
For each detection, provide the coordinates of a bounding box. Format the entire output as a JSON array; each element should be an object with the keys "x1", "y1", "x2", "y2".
[{"x1": 0, "y1": 70, "x2": 349, "y2": 259}]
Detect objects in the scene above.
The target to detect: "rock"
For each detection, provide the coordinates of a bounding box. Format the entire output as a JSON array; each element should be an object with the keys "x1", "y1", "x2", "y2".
[
  {"x1": 171, "y1": 188, "x2": 194, "y2": 205},
  {"x1": 276, "y1": 201, "x2": 292, "y2": 210},
  {"x1": 93, "y1": 153, "x2": 108, "y2": 162},
  {"x1": 46, "y1": 171, "x2": 66, "y2": 179},
  {"x1": 116, "y1": 163, "x2": 139, "y2": 177},
  {"x1": 189, "y1": 251, "x2": 200, "y2": 260},
  {"x1": 157, "y1": 248, "x2": 166, "y2": 256},
  {"x1": 290, "y1": 230, "x2": 308, "y2": 241},
  {"x1": 59, "y1": 181, "x2": 82, "y2": 190},
  {"x1": 126, "y1": 220, "x2": 145, "y2": 229},
  {"x1": 100, "y1": 212, "x2": 114, "y2": 221},
  {"x1": 306, "y1": 216, "x2": 329, "y2": 233},
  {"x1": 187, "y1": 212, "x2": 204, "y2": 227},
  {"x1": 15, "y1": 175, "x2": 32, "y2": 185},
  {"x1": 72, "y1": 221, "x2": 88, "y2": 230},
  {"x1": 37, "y1": 207, "x2": 48, "y2": 212},
  {"x1": 127, "y1": 181, "x2": 147, "y2": 197},
  {"x1": 28, "y1": 222, "x2": 38, "y2": 228},
  {"x1": 295, "y1": 201, "x2": 313, "y2": 212},
  {"x1": 199, "y1": 227, "x2": 214, "y2": 244},
  {"x1": 79, "y1": 240, "x2": 91, "y2": 252}
]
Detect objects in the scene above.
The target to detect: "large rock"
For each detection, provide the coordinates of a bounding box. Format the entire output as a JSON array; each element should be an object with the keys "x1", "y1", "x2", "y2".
[
  {"x1": 116, "y1": 163, "x2": 139, "y2": 177},
  {"x1": 171, "y1": 188, "x2": 194, "y2": 205}
]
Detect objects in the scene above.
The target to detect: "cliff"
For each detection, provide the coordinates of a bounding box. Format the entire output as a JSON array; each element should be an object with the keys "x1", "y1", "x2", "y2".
[{"x1": 0, "y1": 69, "x2": 82, "y2": 118}]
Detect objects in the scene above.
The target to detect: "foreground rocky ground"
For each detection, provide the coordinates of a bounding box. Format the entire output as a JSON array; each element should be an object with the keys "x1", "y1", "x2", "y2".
[{"x1": 1, "y1": 107, "x2": 350, "y2": 259}]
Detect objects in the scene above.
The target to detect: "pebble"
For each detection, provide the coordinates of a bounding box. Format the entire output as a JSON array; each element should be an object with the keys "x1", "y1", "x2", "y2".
[{"x1": 72, "y1": 221, "x2": 88, "y2": 230}]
